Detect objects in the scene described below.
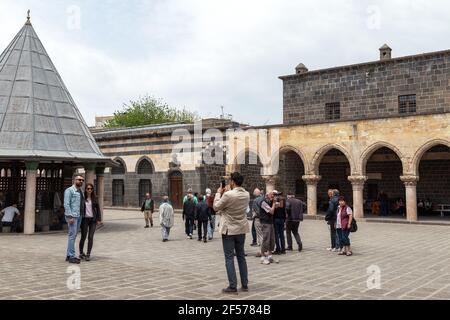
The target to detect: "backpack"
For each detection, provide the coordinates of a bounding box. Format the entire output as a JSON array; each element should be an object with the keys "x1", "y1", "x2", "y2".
[{"x1": 349, "y1": 218, "x2": 358, "y2": 233}]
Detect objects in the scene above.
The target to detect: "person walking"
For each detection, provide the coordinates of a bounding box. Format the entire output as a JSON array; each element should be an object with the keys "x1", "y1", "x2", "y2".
[
  {"x1": 195, "y1": 195, "x2": 211, "y2": 243},
  {"x1": 336, "y1": 196, "x2": 354, "y2": 256},
  {"x1": 159, "y1": 195, "x2": 174, "y2": 242},
  {"x1": 182, "y1": 193, "x2": 196, "y2": 239},
  {"x1": 141, "y1": 193, "x2": 155, "y2": 228},
  {"x1": 325, "y1": 189, "x2": 340, "y2": 252},
  {"x1": 79, "y1": 183, "x2": 102, "y2": 261},
  {"x1": 206, "y1": 188, "x2": 216, "y2": 240},
  {"x1": 285, "y1": 194, "x2": 305, "y2": 252},
  {"x1": 64, "y1": 174, "x2": 85, "y2": 264},
  {"x1": 273, "y1": 192, "x2": 286, "y2": 255},
  {"x1": 213, "y1": 172, "x2": 250, "y2": 295}
]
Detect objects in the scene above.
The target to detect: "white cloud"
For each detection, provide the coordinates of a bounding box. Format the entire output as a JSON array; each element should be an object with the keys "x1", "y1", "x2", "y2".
[{"x1": 1, "y1": 0, "x2": 450, "y2": 126}]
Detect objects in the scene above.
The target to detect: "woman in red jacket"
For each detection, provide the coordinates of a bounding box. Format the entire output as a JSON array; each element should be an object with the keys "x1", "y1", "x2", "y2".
[{"x1": 336, "y1": 196, "x2": 353, "y2": 256}]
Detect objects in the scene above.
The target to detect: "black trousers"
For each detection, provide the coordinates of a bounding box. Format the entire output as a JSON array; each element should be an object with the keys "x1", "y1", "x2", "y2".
[
  {"x1": 222, "y1": 234, "x2": 248, "y2": 289},
  {"x1": 286, "y1": 221, "x2": 302, "y2": 248},
  {"x1": 197, "y1": 220, "x2": 208, "y2": 240},
  {"x1": 79, "y1": 218, "x2": 97, "y2": 255}
]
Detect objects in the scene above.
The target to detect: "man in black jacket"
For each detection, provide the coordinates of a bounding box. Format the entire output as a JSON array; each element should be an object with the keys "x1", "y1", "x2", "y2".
[
  {"x1": 195, "y1": 195, "x2": 211, "y2": 243},
  {"x1": 325, "y1": 189, "x2": 340, "y2": 252},
  {"x1": 286, "y1": 195, "x2": 305, "y2": 252},
  {"x1": 183, "y1": 193, "x2": 196, "y2": 239}
]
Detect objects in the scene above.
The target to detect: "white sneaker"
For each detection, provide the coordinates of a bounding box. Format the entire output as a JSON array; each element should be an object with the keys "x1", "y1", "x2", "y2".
[
  {"x1": 326, "y1": 247, "x2": 332, "y2": 251},
  {"x1": 268, "y1": 256, "x2": 279, "y2": 264},
  {"x1": 261, "y1": 258, "x2": 270, "y2": 265},
  {"x1": 331, "y1": 248, "x2": 338, "y2": 252}
]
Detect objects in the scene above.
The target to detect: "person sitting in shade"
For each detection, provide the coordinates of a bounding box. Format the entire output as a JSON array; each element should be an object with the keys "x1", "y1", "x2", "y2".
[{"x1": 1, "y1": 203, "x2": 20, "y2": 232}]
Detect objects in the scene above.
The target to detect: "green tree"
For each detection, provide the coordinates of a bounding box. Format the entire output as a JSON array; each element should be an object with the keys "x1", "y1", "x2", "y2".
[{"x1": 104, "y1": 96, "x2": 200, "y2": 128}]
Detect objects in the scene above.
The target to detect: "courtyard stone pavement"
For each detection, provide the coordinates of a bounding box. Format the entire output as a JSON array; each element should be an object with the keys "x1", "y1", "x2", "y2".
[{"x1": 2, "y1": 208, "x2": 450, "y2": 300}]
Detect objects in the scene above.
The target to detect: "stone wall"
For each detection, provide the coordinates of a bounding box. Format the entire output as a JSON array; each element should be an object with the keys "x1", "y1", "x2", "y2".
[
  {"x1": 104, "y1": 170, "x2": 203, "y2": 208},
  {"x1": 282, "y1": 51, "x2": 450, "y2": 125}
]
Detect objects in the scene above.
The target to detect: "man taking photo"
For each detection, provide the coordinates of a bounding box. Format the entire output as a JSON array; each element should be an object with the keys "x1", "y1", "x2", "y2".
[{"x1": 213, "y1": 172, "x2": 250, "y2": 295}]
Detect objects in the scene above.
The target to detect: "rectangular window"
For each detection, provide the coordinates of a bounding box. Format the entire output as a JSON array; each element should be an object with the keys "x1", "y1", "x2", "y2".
[
  {"x1": 399, "y1": 95, "x2": 416, "y2": 114},
  {"x1": 325, "y1": 102, "x2": 341, "y2": 120}
]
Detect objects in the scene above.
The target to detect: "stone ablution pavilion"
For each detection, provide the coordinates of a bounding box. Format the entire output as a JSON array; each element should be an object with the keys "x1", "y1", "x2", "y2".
[{"x1": 0, "y1": 13, "x2": 114, "y2": 234}]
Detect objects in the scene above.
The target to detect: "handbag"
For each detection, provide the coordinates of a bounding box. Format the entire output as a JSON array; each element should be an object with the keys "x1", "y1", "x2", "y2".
[{"x1": 349, "y1": 218, "x2": 358, "y2": 233}]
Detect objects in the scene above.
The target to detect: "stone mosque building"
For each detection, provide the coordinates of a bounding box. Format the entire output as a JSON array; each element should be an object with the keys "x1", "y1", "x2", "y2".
[
  {"x1": 1, "y1": 13, "x2": 449, "y2": 235},
  {"x1": 93, "y1": 45, "x2": 450, "y2": 222}
]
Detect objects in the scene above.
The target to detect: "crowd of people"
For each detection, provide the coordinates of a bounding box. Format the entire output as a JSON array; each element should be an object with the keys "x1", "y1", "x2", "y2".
[{"x1": 60, "y1": 172, "x2": 358, "y2": 294}]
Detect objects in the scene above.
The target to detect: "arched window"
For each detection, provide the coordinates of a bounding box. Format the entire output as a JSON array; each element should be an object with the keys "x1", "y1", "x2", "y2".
[
  {"x1": 112, "y1": 159, "x2": 126, "y2": 175},
  {"x1": 137, "y1": 159, "x2": 153, "y2": 175}
]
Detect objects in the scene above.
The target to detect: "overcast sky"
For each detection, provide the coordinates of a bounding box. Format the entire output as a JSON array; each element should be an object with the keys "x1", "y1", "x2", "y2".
[{"x1": 1, "y1": 0, "x2": 450, "y2": 126}]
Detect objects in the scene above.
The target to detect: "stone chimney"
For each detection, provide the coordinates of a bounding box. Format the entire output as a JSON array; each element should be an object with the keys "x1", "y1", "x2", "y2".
[
  {"x1": 379, "y1": 44, "x2": 392, "y2": 61},
  {"x1": 295, "y1": 63, "x2": 308, "y2": 74}
]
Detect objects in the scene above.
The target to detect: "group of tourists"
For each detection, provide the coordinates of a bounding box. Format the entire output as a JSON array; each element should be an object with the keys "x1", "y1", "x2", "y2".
[
  {"x1": 250, "y1": 188, "x2": 306, "y2": 265},
  {"x1": 61, "y1": 171, "x2": 356, "y2": 295},
  {"x1": 181, "y1": 189, "x2": 216, "y2": 242}
]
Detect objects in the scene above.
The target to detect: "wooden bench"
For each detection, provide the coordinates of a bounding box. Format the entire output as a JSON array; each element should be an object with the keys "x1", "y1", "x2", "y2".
[{"x1": 434, "y1": 204, "x2": 450, "y2": 218}]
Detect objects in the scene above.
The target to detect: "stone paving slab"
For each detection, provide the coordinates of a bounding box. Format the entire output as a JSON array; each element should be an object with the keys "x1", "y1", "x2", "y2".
[{"x1": 2, "y1": 209, "x2": 450, "y2": 300}]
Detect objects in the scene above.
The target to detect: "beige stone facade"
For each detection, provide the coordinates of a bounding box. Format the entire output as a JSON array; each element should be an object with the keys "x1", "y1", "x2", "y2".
[{"x1": 225, "y1": 113, "x2": 450, "y2": 221}]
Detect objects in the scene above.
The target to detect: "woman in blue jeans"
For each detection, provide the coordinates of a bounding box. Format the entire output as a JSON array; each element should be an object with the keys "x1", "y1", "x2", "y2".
[
  {"x1": 336, "y1": 196, "x2": 353, "y2": 256},
  {"x1": 273, "y1": 192, "x2": 286, "y2": 254}
]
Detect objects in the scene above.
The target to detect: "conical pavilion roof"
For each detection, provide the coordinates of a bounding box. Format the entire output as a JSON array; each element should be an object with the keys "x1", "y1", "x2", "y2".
[{"x1": 0, "y1": 16, "x2": 108, "y2": 162}]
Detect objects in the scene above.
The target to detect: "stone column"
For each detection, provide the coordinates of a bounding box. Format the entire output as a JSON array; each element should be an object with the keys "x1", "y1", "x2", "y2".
[
  {"x1": 96, "y1": 166, "x2": 106, "y2": 214},
  {"x1": 401, "y1": 175, "x2": 419, "y2": 222},
  {"x1": 302, "y1": 175, "x2": 322, "y2": 216},
  {"x1": 348, "y1": 176, "x2": 367, "y2": 219},
  {"x1": 84, "y1": 163, "x2": 96, "y2": 186},
  {"x1": 261, "y1": 175, "x2": 278, "y2": 193},
  {"x1": 24, "y1": 161, "x2": 39, "y2": 235}
]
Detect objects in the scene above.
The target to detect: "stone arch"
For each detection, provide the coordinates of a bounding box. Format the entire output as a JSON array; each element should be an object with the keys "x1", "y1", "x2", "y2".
[
  {"x1": 412, "y1": 139, "x2": 450, "y2": 176},
  {"x1": 275, "y1": 145, "x2": 308, "y2": 199},
  {"x1": 232, "y1": 147, "x2": 268, "y2": 175},
  {"x1": 361, "y1": 142, "x2": 405, "y2": 175},
  {"x1": 311, "y1": 144, "x2": 355, "y2": 175},
  {"x1": 135, "y1": 156, "x2": 155, "y2": 174},
  {"x1": 111, "y1": 157, "x2": 127, "y2": 175},
  {"x1": 271, "y1": 145, "x2": 309, "y2": 174}
]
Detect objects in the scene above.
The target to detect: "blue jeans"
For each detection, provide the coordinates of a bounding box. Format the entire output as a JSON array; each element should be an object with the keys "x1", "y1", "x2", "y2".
[
  {"x1": 274, "y1": 218, "x2": 286, "y2": 252},
  {"x1": 185, "y1": 217, "x2": 194, "y2": 236},
  {"x1": 207, "y1": 215, "x2": 216, "y2": 239},
  {"x1": 336, "y1": 228, "x2": 351, "y2": 247},
  {"x1": 222, "y1": 234, "x2": 248, "y2": 289},
  {"x1": 66, "y1": 216, "x2": 80, "y2": 258}
]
